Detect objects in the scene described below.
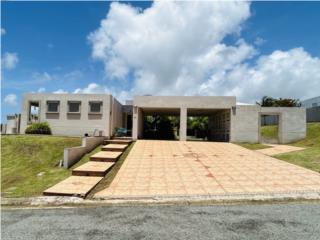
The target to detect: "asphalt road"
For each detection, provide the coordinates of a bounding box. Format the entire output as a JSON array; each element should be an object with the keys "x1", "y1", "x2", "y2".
[{"x1": 2, "y1": 203, "x2": 320, "y2": 240}]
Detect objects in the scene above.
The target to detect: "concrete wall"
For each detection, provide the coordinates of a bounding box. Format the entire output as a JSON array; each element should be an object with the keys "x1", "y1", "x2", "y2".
[
  {"x1": 260, "y1": 107, "x2": 306, "y2": 143},
  {"x1": 134, "y1": 96, "x2": 236, "y2": 109},
  {"x1": 20, "y1": 93, "x2": 113, "y2": 137},
  {"x1": 231, "y1": 105, "x2": 306, "y2": 144},
  {"x1": 63, "y1": 136, "x2": 105, "y2": 168},
  {"x1": 132, "y1": 96, "x2": 236, "y2": 140},
  {"x1": 111, "y1": 97, "x2": 123, "y2": 135},
  {"x1": 230, "y1": 105, "x2": 260, "y2": 143}
]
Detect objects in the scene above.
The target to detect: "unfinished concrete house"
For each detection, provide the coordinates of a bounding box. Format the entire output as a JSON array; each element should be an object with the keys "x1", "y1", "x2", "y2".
[{"x1": 18, "y1": 93, "x2": 306, "y2": 144}]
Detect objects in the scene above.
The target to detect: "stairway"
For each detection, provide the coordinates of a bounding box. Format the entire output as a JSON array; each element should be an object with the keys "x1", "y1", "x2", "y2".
[{"x1": 43, "y1": 137, "x2": 133, "y2": 198}]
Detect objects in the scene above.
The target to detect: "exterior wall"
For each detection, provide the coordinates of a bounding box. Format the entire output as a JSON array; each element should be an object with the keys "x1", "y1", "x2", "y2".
[
  {"x1": 6, "y1": 114, "x2": 21, "y2": 134},
  {"x1": 63, "y1": 136, "x2": 105, "y2": 168},
  {"x1": 110, "y1": 97, "x2": 123, "y2": 135},
  {"x1": 132, "y1": 96, "x2": 236, "y2": 140},
  {"x1": 134, "y1": 96, "x2": 236, "y2": 109},
  {"x1": 20, "y1": 93, "x2": 113, "y2": 137},
  {"x1": 260, "y1": 107, "x2": 306, "y2": 143},
  {"x1": 230, "y1": 105, "x2": 260, "y2": 143},
  {"x1": 231, "y1": 105, "x2": 306, "y2": 144}
]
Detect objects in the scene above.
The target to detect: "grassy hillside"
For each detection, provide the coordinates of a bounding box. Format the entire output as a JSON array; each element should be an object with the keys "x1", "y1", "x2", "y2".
[
  {"x1": 1, "y1": 135, "x2": 98, "y2": 198},
  {"x1": 275, "y1": 123, "x2": 320, "y2": 173}
]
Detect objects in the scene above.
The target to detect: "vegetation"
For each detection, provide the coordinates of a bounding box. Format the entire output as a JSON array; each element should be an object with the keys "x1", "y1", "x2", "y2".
[
  {"x1": 143, "y1": 115, "x2": 177, "y2": 140},
  {"x1": 257, "y1": 96, "x2": 301, "y2": 107},
  {"x1": 261, "y1": 125, "x2": 278, "y2": 139},
  {"x1": 1, "y1": 135, "x2": 102, "y2": 198},
  {"x1": 237, "y1": 143, "x2": 271, "y2": 150},
  {"x1": 239, "y1": 123, "x2": 320, "y2": 173},
  {"x1": 187, "y1": 116, "x2": 208, "y2": 139},
  {"x1": 25, "y1": 122, "x2": 52, "y2": 135},
  {"x1": 275, "y1": 123, "x2": 320, "y2": 173}
]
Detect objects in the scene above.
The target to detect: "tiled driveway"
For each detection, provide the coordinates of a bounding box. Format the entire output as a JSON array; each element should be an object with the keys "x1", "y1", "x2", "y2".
[{"x1": 95, "y1": 140, "x2": 320, "y2": 198}]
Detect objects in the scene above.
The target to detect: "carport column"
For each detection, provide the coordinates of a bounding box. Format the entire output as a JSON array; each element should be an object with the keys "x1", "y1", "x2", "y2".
[
  {"x1": 180, "y1": 107, "x2": 187, "y2": 141},
  {"x1": 132, "y1": 106, "x2": 139, "y2": 140},
  {"x1": 132, "y1": 107, "x2": 143, "y2": 140}
]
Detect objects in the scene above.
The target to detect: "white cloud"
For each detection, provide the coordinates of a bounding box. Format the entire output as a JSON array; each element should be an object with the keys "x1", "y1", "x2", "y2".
[
  {"x1": 89, "y1": 1, "x2": 250, "y2": 85},
  {"x1": 32, "y1": 72, "x2": 52, "y2": 82},
  {"x1": 87, "y1": 1, "x2": 320, "y2": 102},
  {"x1": 53, "y1": 89, "x2": 68, "y2": 94},
  {"x1": 73, "y1": 83, "x2": 132, "y2": 103},
  {"x1": 73, "y1": 83, "x2": 108, "y2": 94},
  {"x1": 4, "y1": 94, "x2": 17, "y2": 106},
  {"x1": 63, "y1": 70, "x2": 83, "y2": 81},
  {"x1": 254, "y1": 37, "x2": 266, "y2": 46},
  {"x1": 38, "y1": 87, "x2": 46, "y2": 93},
  {"x1": 1, "y1": 28, "x2": 6, "y2": 35},
  {"x1": 1, "y1": 52, "x2": 19, "y2": 70}
]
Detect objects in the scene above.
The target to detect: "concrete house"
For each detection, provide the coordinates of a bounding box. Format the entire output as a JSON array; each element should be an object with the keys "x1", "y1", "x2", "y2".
[{"x1": 19, "y1": 93, "x2": 306, "y2": 144}]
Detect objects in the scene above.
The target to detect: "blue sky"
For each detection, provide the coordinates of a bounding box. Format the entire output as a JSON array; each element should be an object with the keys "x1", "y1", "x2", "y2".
[{"x1": 1, "y1": 1, "x2": 320, "y2": 122}]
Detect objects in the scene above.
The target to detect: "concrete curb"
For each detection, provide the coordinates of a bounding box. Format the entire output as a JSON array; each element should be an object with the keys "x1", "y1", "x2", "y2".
[{"x1": 2, "y1": 191, "x2": 320, "y2": 208}]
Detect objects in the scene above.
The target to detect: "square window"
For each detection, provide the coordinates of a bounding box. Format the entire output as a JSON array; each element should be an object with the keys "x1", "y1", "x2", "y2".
[
  {"x1": 68, "y1": 101, "x2": 81, "y2": 113},
  {"x1": 89, "y1": 101, "x2": 102, "y2": 113},
  {"x1": 47, "y1": 101, "x2": 59, "y2": 113}
]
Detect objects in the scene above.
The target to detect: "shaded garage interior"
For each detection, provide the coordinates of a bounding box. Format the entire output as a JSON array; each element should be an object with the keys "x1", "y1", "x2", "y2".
[
  {"x1": 187, "y1": 108, "x2": 231, "y2": 142},
  {"x1": 137, "y1": 107, "x2": 231, "y2": 142}
]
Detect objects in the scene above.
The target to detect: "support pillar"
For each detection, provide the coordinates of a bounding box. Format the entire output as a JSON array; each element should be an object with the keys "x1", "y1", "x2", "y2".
[{"x1": 179, "y1": 107, "x2": 187, "y2": 141}]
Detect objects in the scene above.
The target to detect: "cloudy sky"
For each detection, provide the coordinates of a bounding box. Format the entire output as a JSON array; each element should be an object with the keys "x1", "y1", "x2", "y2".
[{"x1": 1, "y1": 1, "x2": 320, "y2": 122}]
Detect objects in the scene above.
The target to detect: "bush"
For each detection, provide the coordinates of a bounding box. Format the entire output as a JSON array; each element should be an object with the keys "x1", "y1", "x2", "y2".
[{"x1": 25, "y1": 122, "x2": 52, "y2": 135}]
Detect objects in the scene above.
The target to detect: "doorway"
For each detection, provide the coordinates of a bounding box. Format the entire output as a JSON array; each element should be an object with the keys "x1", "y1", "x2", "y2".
[{"x1": 259, "y1": 113, "x2": 280, "y2": 144}]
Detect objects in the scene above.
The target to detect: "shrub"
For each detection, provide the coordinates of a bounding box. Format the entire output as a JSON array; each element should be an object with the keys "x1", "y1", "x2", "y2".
[{"x1": 25, "y1": 122, "x2": 52, "y2": 135}]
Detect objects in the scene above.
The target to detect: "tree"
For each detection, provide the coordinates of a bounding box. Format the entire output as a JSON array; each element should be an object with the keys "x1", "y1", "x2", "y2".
[{"x1": 257, "y1": 96, "x2": 301, "y2": 107}]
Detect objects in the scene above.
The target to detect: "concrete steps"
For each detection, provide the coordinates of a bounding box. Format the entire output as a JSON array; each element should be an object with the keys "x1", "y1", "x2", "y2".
[
  {"x1": 43, "y1": 137, "x2": 133, "y2": 198},
  {"x1": 101, "y1": 144, "x2": 128, "y2": 152},
  {"x1": 72, "y1": 162, "x2": 114, "y2": 177},
  {"x1": 113, "y1": 137, "x2": 132, "y2": 140},
  {"x1": 104, "y1": 139, "x2": 132, "y2": 145},
  {"x1": 90, "y1": 151, "x2": 122, "y2": 162},
  {"x1": 43, "y1": 176, "x2": 103, "y2": 198}
]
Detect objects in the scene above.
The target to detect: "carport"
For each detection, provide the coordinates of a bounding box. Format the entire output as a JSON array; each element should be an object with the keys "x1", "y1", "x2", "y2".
[{"x1": 132, "y1": 96, "x2": 236, "y2": 141}]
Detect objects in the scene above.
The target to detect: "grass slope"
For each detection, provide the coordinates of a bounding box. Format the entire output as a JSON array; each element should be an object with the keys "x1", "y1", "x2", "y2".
[
  {"x1": 1, "y1": 135, "x2": 101, "y2": 198},
  {"x1": 236, "y1": 143, "x2": 271, "y2": 150},
  {"x1": 275, "y1": 123, "x2": 320, "y2": 173}
]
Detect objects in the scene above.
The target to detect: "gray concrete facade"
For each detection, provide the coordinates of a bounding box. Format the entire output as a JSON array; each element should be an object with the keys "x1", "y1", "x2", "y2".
[
  {"x1": 19, "y1": 93, "x2": 306, "y2": 143},
  {"x1": 132, "y1": 96, "x2": 306, "y2": 144},
  {"x1": 20, "y1": 93, "x2": 122, "y2": 137}
]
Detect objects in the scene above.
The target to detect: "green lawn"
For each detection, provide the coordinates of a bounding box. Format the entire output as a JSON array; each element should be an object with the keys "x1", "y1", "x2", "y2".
[
  {"x1": 261, "y1": 125, "x2": 278, "y2": 139},
  {"x1": 275, "y1": 123, "x2": 320, "y2": 173},
  {"x1": 236, "y1": 143, "x2": 271, "y2": 150},
  {"x1": 1, "y1": 135, "x2": 101, "y2": 198},
  {"x1": 239, "y1": 123, "x2": 320, "y2": 173}
]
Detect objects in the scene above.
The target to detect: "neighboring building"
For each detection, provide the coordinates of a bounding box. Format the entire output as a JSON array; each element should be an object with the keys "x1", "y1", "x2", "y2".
[
  {"x1": 301, "y1": 96, "x2": 320, "y2": 122},
  {"x1": 1, "y1": 114, "x2": 21, "y2": 134},
  {"x1": 301, "y1": 96, "x2": 320, "y2": 108},
  {"x1": 16, "y1": 93, "x2": 306, "y2": 144}
]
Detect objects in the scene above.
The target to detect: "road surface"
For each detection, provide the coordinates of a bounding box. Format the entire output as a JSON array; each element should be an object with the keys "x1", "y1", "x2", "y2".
[{"x1": 2, "y1": 203, "x2": 320, "y2": 240}]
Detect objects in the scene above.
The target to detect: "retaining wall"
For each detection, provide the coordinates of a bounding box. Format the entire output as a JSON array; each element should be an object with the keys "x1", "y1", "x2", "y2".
[{"x1": 63, "y1": 136, "x2": 105, "y2": 168}]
